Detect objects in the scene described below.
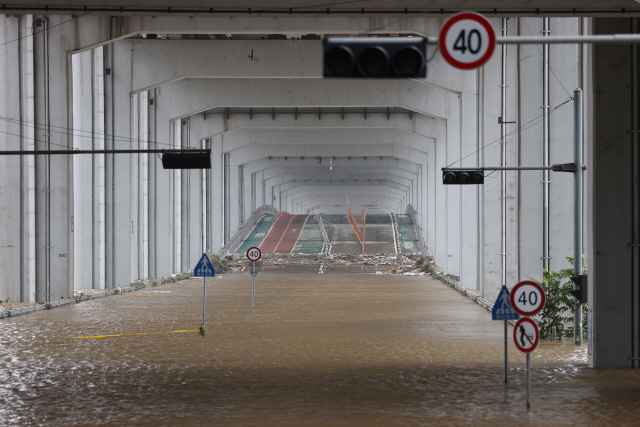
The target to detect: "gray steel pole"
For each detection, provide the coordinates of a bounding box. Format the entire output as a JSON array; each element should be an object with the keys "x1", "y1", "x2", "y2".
[
  {"x1": 526, "y1": 353, "x2": 531, "y2": 408},
  {"x1": 426, "y1": 34, "x2": 640, "y2": 45},
  {"x1": 202, "y1": 276, "x2": 206, "y2": 325},
  {"x1": 504, "y1": 320, "x2": 508, "y2": 383},
  {"x1": 574, "y1": 88, "x2": 584, "y2": 345},
  {"x1": 501, "y1": 18, "x2": 508, "y2": 290},
  {"x1": 543, "y1": 17, "x2": 551, "y2": 273},
  {"x1": 252, "y1": 261, "x2": 255, "y2": 310}
]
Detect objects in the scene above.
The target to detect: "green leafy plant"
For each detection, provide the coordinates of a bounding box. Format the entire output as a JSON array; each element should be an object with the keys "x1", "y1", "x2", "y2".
[{"x1": 528, "y1": 257, "x2": 588, "y2": 339}]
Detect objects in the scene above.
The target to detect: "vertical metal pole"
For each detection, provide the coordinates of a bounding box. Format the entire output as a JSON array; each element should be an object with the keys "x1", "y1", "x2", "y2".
[
  {"x1": 501, "y1": 18, "x2": 508, "y2": 289},
  {"x1": 542, "y1": 17, "x2": 551, "y2": 273},
  {"x1": 202, "y1": 275, "x2": 206, "y2": 325},
  {"x1": 526, "y1": 353, "x2": 531, "y2": 408},
  {"x1": 574, "y1": 88, "x2": 584, "y2": 345},
  {"x1": 504, "y1": 319, "x2": 508, "y2": 383},
  {"x1": 252, "y1": 261, "x2": 255, "y2": 310}
]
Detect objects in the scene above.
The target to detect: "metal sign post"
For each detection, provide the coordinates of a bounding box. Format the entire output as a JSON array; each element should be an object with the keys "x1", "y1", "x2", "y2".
[
  {"x1": 505, "y1": 321, "x2": 508, "y2": 382},
  {"x1": 243, "y1": 260, "x2": 263, "y2": 309},
  {"x1": 511, "y1": 289, "x2": 544, "y2": 409},
  {"x1": 202, "y1": 274, "x2": 206, "y2": 325},
  {"x1": 513, "y1": 318, "x2": 539, "y2": 408},
  {"x1": 492, "y1": 285, "x2": 519, "y2": 383},
  {"x1": 193, "y1": 253, "x2": 216, "y2": 337},
  {"x1": 245, "y1": 246, "x2": 263, "y2": 310},
  {"x1": 526, "y1": 353, "x2": 531, "y2": 408}
]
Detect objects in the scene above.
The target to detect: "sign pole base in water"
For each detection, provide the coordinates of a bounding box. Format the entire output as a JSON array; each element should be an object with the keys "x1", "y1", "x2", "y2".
[
  {"x1": 244, "y1": 259, "x2": 262, "y2": 309},
  {"x1": 201, "y1": 275, "x2": 206, "y2": 337},
  {"x1": 526, "y1": 353, "x2": 531, "y2": 408},
  {"x1": 193, "y1": 253, "x2": 216, "y2": 338},
  {"x1": 492, "y1": 285, "x2": 519, "y2": 384},
  {"x1": 504, "y1": 320, "x2": 508, "y2": 383}
]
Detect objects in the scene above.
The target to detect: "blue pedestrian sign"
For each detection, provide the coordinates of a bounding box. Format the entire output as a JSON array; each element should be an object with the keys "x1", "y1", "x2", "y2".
[
  {"x1": 194, "y1": 254, "x2": 215, "y2": 277},
  {"x1": 492, "y1": 285, "x2": 519, "y2": 320}
]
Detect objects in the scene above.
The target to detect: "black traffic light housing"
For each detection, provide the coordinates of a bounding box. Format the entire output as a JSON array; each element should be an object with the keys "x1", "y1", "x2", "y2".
[
  {"x1": 569, "y1": 274, "x2": 588, "y2": 304},
  {"x1": 323, "y1": 37, "x2": 427, "y2": 78},
  {"x1": 162, "y1": 152, "x2": 211, "y2": 169},
  {"x1": 442, "y1": 170, "x2": 484, "y2": 185}
]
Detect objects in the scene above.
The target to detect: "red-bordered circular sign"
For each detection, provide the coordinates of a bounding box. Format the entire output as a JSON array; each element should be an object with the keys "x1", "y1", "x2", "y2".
[
  {"x1": 246, "y1": 247, "x2": 262, "y2": 262},
  {"x1": 439, "y1": 12, "x2": 496, "y2": 70},
  {"x1": 510, "y1": 280, "x2": 546, "y2": 317},
  {"x1": 513, "y1": 318, "x2": 539, "y2": 353}
]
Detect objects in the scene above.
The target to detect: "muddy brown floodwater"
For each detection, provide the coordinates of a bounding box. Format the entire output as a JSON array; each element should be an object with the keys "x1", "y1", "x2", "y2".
[{"x1": 1, "y1": 274, "x2": 639, "y2": 426}]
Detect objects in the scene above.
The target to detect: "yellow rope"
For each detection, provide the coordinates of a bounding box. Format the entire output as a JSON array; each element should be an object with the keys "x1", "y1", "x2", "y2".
[{"x1": 71, "y1": 329, "x2": 200, "y2": 339}]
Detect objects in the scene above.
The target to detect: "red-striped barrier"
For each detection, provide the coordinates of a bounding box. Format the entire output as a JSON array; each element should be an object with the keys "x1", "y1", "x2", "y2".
[{"x1": 347, "y1": 208, "x2": 363, "y2": 242}]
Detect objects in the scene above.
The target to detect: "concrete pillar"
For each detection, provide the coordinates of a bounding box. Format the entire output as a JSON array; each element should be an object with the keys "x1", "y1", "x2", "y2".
[
  {"x1": 148, "y1": 88, "x2": 159, "y2": 278},
  {"x1": 478, "y1": 17, "x2": 521, "y2": 302},
  {"x1": 104, "y1": 37, "x2": 134, "y2": 287},
  {"x1": 72, "y1": 49, "x2": 94, "y2": 290},
  {"x1": 138, "y1": 90, "x2": 149, "y2": 280},
  {"x1": 0, "y1": 15, "x2": 36, "y2": 302},
  {"x1": 33, "y1": 16, "x2": 75, "y2": 301},
  {"x1": 172, "y1": 119, "x2": 181, "y2": 273},
  {"x1": 130, "y1": 93, "x2": 140, "y2": 280},
  {"x1": 589, "y1": 17, "x2": 637, "y2": 368}
]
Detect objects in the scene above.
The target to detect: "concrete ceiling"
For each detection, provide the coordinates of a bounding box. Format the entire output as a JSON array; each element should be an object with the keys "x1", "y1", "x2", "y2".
[{"x1": 5, "y1": 0, "x2": 640, "y2": 15}]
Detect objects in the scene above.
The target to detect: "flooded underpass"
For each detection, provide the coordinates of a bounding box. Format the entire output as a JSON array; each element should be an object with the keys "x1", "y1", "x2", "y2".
[{"x1": 1, "y1": 273, "x2": 639, "y2": 426}]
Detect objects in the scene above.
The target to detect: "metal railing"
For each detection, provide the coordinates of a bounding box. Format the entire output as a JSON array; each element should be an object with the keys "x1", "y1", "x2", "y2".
[
  {"x1": 218, "y1": 205, "x2": 279, "y2": 257},
  {"x1": 405, "y1": 205, "x2": 428, "y2": 255},
  {"x1": 390, "y1": 213, "x2": 401, "y2": 254},
  {"x1": 315, "y1": 213, "x2": 332, "y2": 255}
]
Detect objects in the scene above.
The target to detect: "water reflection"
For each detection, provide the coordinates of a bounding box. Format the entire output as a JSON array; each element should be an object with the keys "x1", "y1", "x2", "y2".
[{"x1": 1, "y1": 274, "x2": 638, "y2": 426}]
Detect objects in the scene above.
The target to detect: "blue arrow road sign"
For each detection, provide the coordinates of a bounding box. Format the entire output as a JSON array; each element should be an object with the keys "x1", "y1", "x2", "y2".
[
  {"x1": 492, "y1": 285, "x2": 519, "y2": 320},
  {"x1": 194, "y1": 253, "x2": 215, "y2": 277}
]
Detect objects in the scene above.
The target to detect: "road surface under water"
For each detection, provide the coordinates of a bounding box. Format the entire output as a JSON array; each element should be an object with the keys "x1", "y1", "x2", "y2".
[{"x1": 1, "y1": 274, "x2": 639, "y2": 426}]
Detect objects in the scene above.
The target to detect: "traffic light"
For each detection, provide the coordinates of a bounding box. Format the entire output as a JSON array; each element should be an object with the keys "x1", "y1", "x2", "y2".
[
  {"x1": 162, "y1": 152, "x2": 211, "y2": 169},
  {"x1": 442, "y1": 170, "x2": 484, "y2": 185},
  {"x1": 569, "y1": 275, "x2": 588, "y2": 304},
  {"x1": 323, "y1": 37, "x2": 427, "y2": 78}
]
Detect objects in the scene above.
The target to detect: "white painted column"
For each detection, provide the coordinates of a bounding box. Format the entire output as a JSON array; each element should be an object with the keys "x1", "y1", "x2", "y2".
[
  {"x1": 95, "y1": 47, "x2": 106, "y2": 289},
  {"x1": 23, "y1": 15, "x2": 36, "y2": 301},
  {"x1": 33, "y1": 16, "x2": 75, "y2": 301},
  {"x1": 139, "y1": 90, "x2": 149, "y2": 279},
  {"x1": 173, "y1": 119, "x2": 182, "y2": 273},
  {"x1": 0, "y1": 15, "x2": 36, "y2": 302},
  {"x1": 104, "y1": 38, "x2": 133, "y2": 288},
  {"x1": 130, "y1": 93, "x2": 140, "y2": 281},
  {"x1": 72, "y1": 49, "x2": 93, "y2": 290},
  {"x1": 210, "y1": 134, "x2": 224, "y2": 252}
]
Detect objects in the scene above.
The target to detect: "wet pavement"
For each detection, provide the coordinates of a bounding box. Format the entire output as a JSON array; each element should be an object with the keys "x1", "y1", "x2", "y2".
[
  {"x1": 1, "y1": 273, "x2": 639, "y2": 426},
  {"x1": 323, "y1": 214, "x2": 364, "y2": 254},
  {"x1": 360, "y1": 214, "x2": 396, "y2": 254}
]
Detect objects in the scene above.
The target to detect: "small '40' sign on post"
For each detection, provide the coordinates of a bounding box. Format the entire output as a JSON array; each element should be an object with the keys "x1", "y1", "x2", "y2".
[
  {"x1": 510, "y1": 280, "x2": 546, "y2": 318},
  {"x1": 439, "y1": 12, "x2": 496, "y2": 70}
]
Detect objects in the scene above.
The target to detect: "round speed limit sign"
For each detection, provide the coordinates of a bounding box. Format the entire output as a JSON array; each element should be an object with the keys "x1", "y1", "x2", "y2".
[
  {"x1": 246, "y1": 247, "x2": 262, "y2": 262},
  {"x1": 439, "y1": 12, "x2": 496, "y2": 70},
  {"x1": 510, "y1": 280, "x2": 546, "y2": 317}
]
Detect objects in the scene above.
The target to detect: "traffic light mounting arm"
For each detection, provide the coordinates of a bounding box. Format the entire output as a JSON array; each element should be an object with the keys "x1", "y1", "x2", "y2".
[{"x1": 441, "y1": 164, "x2": 586, "y2": 172}]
